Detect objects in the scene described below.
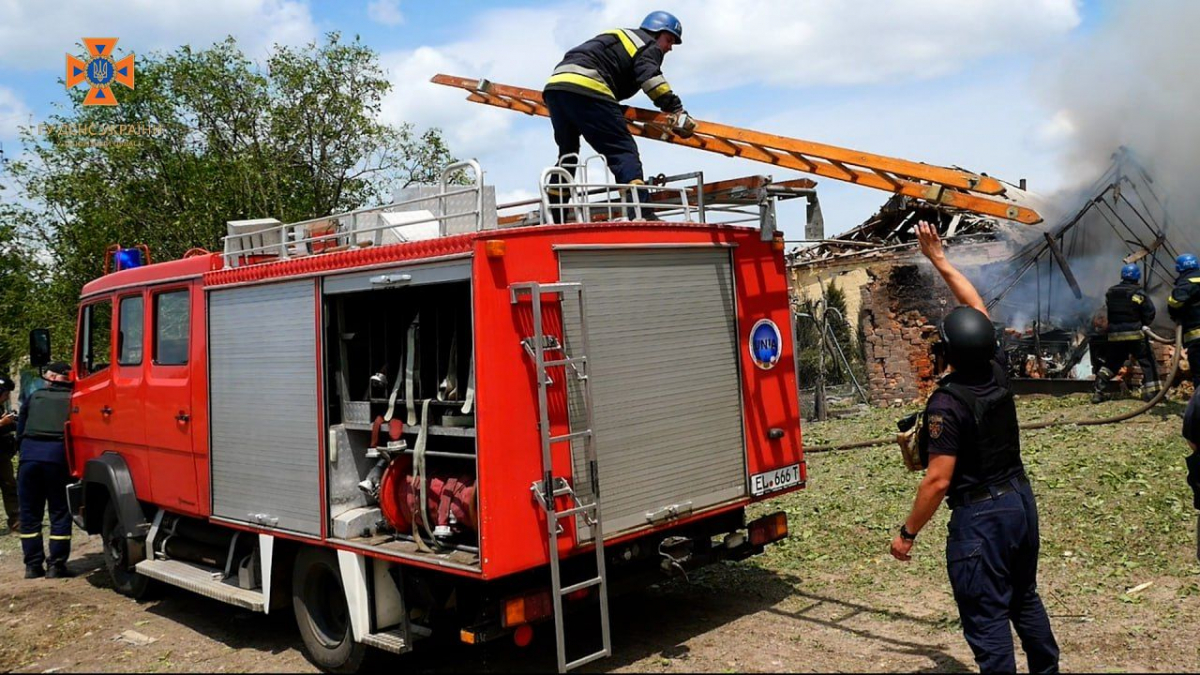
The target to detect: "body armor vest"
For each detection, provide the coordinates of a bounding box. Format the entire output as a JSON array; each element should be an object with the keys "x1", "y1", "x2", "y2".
[
  {"x1": 918, "y1": 364, "x2": 1022, "y2": 483},
  {"x1": 23, "y1": 386, "x2": 71, "y2": 441}
]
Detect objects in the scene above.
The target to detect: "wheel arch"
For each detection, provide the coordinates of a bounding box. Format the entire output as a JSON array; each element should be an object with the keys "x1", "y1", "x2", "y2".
[{"x1": 81, "y1": 452, "x2": 148, "y2": 538}]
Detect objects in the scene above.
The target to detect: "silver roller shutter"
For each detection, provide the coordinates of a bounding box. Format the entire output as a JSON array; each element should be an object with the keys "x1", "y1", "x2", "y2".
[
  {"x1": 209, "y1": 280, "x2": 321, "y2": 535},
  {"x1": 560, "y1": 248, "x2": 747, "y2": 537}
]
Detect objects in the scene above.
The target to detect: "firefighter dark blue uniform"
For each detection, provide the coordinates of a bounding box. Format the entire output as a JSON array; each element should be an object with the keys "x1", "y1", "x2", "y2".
[
  {"x1": 918, "y1": 309, "x2": 1060, "y2": 673},
  {"x1": 544, "y1": 11, "x2": 687, "y2": 220},
  {"x1": 1093, "y1": 264, "x2": 1159, "y2": 403},
  {"x1": 16, "y1": 363, "x2": 74, "y2": 578},
  {"x1": 1168, "y1": 253, "x2": 1200, "y2": 386}
]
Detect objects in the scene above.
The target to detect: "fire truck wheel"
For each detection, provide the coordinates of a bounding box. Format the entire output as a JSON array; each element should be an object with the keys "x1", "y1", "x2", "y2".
[
  {"x1": 101, "y1": 501, "x2": 152, "y2": 599},
  {"x1": 292, "y1": 547, "x2": 367, "y2": 673}
]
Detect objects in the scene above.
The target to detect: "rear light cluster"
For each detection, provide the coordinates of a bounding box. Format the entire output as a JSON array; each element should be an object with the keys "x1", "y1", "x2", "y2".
[
  {"x1": 503, "y1": 589, "x2": 554, "y2": 628},
  {"x1": 748, "y1": 511, "x2": 788, "y2": 547}
]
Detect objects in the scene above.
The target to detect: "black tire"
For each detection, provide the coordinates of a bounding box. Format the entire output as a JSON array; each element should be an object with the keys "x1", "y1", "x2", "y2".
[
  {"x1": 101, "y1": 501, "x2": 152, "y2": 599},
  {"x1": 292, "y1": 547, "x2": 367, "y2": 673}
]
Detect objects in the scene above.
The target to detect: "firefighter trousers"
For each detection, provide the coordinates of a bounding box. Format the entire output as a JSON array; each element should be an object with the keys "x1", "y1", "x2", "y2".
[
  {"x1": 17, "y1": 460, "x2": 72, "y2": 569},
  {"x1": 1096, "y1": 337, "x2": 1160, "y2": 400},
  {"x1": 946, "y1": 478, "x2": 1060, "y2": 673},
  {"x1": 1187, "y1": 340, "x2": 1200, "y2": 387},
  {"x1": 544, "y1": 89, "x2": 649, "y2": 222},
  {"x1": 0, "y1": 447, "x2": 17, "y2": 530}
]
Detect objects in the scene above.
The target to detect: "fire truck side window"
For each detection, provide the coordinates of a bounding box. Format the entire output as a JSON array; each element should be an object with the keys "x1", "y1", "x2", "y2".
[
  {"x1": 81, "y1": 299, "x2": 112, "y2": 377},
  {"x1": 117, "y1": 295, "x2": 144, "y2": 366},
  {"x1": 153, "y1": 290, "x2": 190, "y2": 366}
]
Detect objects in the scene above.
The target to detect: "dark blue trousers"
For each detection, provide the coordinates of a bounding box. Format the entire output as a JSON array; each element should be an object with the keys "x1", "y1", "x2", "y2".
[
  {"x1": 1187, "y1": 341, "x2": 1200, "y2": 386},
  {"x1": 946, "y1": 478, "x2": 1060, "y2": 673},
  {"x1": 544, "y1": 89, "x2": 644, "y2": 185},
  {"x1": 17, "y1": 460, "x2": 72, "y2": 569}
]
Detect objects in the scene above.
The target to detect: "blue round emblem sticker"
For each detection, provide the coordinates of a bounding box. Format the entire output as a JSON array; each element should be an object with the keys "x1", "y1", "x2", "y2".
[{"x1": 749, "y1": 319, "x2": 782, "y2": 370}]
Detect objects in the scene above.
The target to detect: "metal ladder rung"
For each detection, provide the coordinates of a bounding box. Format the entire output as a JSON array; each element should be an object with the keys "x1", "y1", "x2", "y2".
[
  {"x1": 544, "y1": 356, "x2": 586, "y2": 368},
  {"x1": 550, "y1": 430, "x2": 592, "y2": 444},
  {"x1": 566, "y1": 650, "x2": 611, "y2": 671},
  {"x1": 560, "y1": 577, "x2": 603, "y2": 595},
  {"x1": 555, "y1": 503, "x2": 597, "y2": 520}
]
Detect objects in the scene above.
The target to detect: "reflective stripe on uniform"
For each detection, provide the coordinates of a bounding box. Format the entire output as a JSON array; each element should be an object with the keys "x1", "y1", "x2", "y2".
[
  {"x1": 1132, "y1": 294, "x2": 1144, "y2": 304},
  {"x1": 1189, "y1": 277, "x2": 1200, "y2": 283},
  {"x1": 1169, "y1": 295, "x2": 1184, "y2": 308},
  {"x1": 546, "y1": 72, "x2": 615, "y2": 99},
  {"x1": 641, "y1": 74, "x2": 671, "y2": 98},
  {"x1": 1185, "y1": 327, "x2": 1200, "y2": 343},
  {"x1": 1108, "y1": 331, "x2": 1144, "y2": 342},
  {"x1": 553, "y1": 63, "x2": 606, "y2": 80},
  {"x1": 603, "y1": 28, "x2": 644, "y2": 57},
  {"x1": 18, "y1": 532, "x2": 40, "y2": 538},
  {"x1": 48, "y1": 535, "x2": 72, "y2": 541}
]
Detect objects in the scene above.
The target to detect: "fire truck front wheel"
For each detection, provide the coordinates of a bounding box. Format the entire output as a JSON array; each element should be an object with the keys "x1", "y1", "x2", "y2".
[
  {"x1": 292, "y1": 547, "x2": 367, "y2": 673},
  {"x1": 101, "y1": 501, "x2": 152, "y2": 599}
]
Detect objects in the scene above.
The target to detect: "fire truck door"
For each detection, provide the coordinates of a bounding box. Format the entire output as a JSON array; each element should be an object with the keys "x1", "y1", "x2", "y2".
[
  {"x1": 71, "y1": 297, "x2": 118, "y2": 471},
  {"x1": 144, "y1": 286, "x2": 199, "y2": 512},
  {"x1": 111, "y1": 292, "x2": 149, "y2": 463}
]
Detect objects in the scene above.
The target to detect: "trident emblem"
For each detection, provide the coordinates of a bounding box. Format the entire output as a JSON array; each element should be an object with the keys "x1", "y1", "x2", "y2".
[{"x1": 66, "y1": 38, "x2": 135, "y2": 106}]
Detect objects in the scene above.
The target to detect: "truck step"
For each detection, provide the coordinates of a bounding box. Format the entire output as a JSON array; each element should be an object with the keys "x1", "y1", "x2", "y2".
[
  {"x1": 360, "y1": 627, "x2": 410, "y2": 654},
  {"x1": 135, "y1": 558, "x2": 265, "y2": 612}
]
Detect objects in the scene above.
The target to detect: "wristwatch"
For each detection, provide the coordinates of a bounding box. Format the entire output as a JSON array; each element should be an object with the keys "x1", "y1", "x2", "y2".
[{"x1": 899, "y1": 524, "x2": 917, "y2": 541}]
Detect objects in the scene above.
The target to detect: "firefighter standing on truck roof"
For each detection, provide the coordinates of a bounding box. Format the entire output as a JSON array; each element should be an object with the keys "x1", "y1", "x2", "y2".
[
  {"x1": 1093, "y1": 263, "x2": 1160, "y2": 404},
  {"x1": 890, "y1": 221, "x2": 1060, "y2": 673},
  {"x1": 1168, "y1": 253, "x2": 1200, "y2": 385},
  {"x1": 543, "y1": 10, "x2": 696, "y2": 222},
  {"x1": 17, "y1": 362, "x2": 74, "y2": 579}
]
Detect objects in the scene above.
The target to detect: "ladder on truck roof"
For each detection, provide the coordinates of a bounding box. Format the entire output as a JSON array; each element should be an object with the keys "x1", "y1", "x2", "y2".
[
  {"x1": 511, "y1": 281, "x2": 611, "y2": 673},
  {"x1": 432, "y1": 74, "x2": 1042, "y2": 225}
]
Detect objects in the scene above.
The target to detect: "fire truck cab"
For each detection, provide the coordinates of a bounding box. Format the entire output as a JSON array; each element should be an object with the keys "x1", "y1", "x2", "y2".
[{"x1": 60, "y1": 160, "x2": 806, "y2": 672}]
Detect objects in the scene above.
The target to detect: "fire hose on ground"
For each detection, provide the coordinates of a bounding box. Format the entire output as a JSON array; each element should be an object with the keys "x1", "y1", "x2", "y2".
[{"x1": 804, "y1": 326, "x2": 1184, "y2": 455}]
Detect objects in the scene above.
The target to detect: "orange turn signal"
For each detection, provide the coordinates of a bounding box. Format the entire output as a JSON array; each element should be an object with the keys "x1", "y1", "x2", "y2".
[
  {"x1": 502, "y1": 590, "x2": 553, "y2": 628},
  {"x1": 485, "y1": 239, "x2": 507, "y2": 258},
  {"x1": 748, "y1": 511, "x2": 789, "y2": 547},
  {"x1": 771, "y1": 233, "x2": 786, "y2": 252}
]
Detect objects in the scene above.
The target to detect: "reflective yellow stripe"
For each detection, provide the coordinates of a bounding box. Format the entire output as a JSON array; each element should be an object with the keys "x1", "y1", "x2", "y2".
[
  {"x1": 604, "y1": 29, "x2": 639, "y2": 57},
  {"x1": 647, "y1": 82, "x2": 672, "y2": 100},
  {"x1": 1186, "y1": 327, "x2": 1200, "y2": 343},
  {"x1": 1132, "y1": 294, "x2": 1144, "y2": 304},
  {"x1": 18, "y1": 532, "x2": 40, "y2": 538},
  {"x1": 546, "y1": 72, "x2": 615, "y2": 99},
  {"x1": 1169, "y1": 296, "x2": 1184, "y2": 308},
  {"x1": 1108, "y1": 331, "x2": 1143, "y2": 342},
  {"x1": 1189, "y1": 277, "x2": 1200, "y2": 283},
  {"x1": 48, "y1": 535, "x2": 72, "y2": 540}
]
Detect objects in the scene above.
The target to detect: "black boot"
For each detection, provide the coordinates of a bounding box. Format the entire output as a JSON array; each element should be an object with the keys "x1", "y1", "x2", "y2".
[
  {"x1": 25, "y1": 565, "x2": 44, "y2": 579},
  {"x1": 46, "y1": 564, "x2": 73, "y2": 579}
]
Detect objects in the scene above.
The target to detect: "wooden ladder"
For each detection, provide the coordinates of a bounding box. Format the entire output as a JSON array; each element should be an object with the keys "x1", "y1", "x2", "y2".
[{"x1": 431, "y1": 74, "x2": 1042, "y2": 225}]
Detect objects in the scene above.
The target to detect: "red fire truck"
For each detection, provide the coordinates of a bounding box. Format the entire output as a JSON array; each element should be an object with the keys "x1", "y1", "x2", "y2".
[{"x1": 54, "y1": 161, "x2": 805, "y2": 672}]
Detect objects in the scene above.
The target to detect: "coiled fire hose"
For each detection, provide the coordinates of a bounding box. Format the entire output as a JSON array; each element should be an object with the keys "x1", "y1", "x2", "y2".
[{"x1": 805, "y1": 326, "x2": 1184, "y2": 455}]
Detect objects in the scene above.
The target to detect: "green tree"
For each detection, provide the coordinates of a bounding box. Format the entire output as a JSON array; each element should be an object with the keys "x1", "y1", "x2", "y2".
[
  {"x1": 6, "y1": 32, "x2": 457, "y2": 356},
  {"x1": 793, "y1": 281, "x2": 863, "y2": 388}
]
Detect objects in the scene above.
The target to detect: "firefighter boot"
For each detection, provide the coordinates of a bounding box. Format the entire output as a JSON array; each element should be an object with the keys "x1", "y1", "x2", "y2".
[
  {"x1": 24, "y1": 565, "x2": 43, "y2": 579},
  {"x1": 1092, "y1": 367, "x2": 1113, "y2": 404},
  {"x1": 46, "y1": 563, "x2": 73, "y2": 579}
]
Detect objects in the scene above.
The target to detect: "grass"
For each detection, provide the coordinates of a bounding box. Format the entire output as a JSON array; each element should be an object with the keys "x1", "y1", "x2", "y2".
[{"x1": 748, "y1": 394, "x2": 1200, "y2": 600}]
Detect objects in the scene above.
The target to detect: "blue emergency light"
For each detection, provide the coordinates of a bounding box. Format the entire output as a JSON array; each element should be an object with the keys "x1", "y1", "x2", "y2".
[{"x1": 112, "y1": 247, "x2": 145, "y2": 271}]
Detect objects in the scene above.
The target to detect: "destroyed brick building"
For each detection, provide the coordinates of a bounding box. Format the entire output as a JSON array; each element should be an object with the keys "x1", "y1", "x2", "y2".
[{"x1": 790, "y1": 150, "x2": 1178, "y2": 406}]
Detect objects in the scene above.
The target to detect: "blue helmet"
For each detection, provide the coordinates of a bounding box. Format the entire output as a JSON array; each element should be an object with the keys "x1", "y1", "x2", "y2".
[
  {"x1": 641, "y1": 11, "x2": 683, "y2": 44},
  {"x1": 1178, "y1": 253, "x2": 1199, "y2": 273},
  {"x1": 1121, "y1": 263, "x2": 1141, "y2": 282}
]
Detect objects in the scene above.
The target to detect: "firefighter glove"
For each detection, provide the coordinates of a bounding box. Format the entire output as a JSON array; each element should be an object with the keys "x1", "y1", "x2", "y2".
[{"x1": 669, "y1": 111, "x2": 697, "y2": 138}]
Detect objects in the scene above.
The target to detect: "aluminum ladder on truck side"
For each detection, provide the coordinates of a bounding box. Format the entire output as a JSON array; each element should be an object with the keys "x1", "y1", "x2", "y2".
[{"x1": 510, "y1": 281, "x2": 612, "y2": 673}]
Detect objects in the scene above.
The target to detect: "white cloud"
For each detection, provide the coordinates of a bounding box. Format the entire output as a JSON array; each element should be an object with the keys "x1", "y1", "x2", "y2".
[
  {"x1": 367, "y1": 0, "x2": 404, "y2": 26},
  {"x1": 0, "y1": 86, "x2": 32, "y2": 141},
  {"x1": 0, "y1": 0, "x2": 317, "y2": 69}
]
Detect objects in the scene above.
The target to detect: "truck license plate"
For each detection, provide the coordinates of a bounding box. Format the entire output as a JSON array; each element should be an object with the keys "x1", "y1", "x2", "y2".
[{"x1": 751, "y1": 464, "x2": 801, "y2": 496}]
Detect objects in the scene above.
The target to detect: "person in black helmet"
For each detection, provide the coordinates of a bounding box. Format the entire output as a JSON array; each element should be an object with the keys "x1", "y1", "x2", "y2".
[
  {"x1": 543, "y1": 10, "x2": 694, "y2": 222},
  {"x1": 890, "y1": 221, "x2": 1059, "y2": 673}
]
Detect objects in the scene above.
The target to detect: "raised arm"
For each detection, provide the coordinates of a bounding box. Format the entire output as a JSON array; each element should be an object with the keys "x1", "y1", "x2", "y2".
[{"x1": 917, "y1": 220, "x2": 988, "y2": 317}]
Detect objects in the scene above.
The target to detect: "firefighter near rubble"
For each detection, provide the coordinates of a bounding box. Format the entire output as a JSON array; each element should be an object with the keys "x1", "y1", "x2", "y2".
[
  {"x1": 543, "y1": 10, "x2": 696, "y2": 222},
  {"x1": 1168, "y1": 253, "x2": 1200, "y2": 386},
  {"x1": 890, "y1": 221, "x2": 1060, "y2": 673},
  {"x1": 1093, "y1": 263, "x2": 1160, "y2": 404},
  {"x1": 16, "y1": 362, "x2": 74, "y2": 579}
]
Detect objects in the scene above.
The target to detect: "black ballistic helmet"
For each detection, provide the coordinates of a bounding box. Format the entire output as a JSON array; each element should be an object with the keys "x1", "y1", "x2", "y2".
[{"x1": 936, "y1": 306, "x2": 996, "y2": 370}]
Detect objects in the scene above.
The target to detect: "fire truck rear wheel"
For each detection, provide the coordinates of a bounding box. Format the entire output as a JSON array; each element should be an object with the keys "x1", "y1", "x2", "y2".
[
  {"x1": 101, "y1": 501, "x2": 152, "y2": 599},
  {"x1": 292, "y1": 547, "x2": 367, "y2": 673}
]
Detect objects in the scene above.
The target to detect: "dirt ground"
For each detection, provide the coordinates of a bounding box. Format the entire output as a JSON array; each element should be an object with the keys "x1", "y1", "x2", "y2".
[{"x1": 2, "y1": 394, "x2": 1199, "y2": 673}]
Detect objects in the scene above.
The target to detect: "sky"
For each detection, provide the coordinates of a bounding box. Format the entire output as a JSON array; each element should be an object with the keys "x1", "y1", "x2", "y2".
[{"x1": 0, "y1": 0, "x2": 1128, "y2": 239}]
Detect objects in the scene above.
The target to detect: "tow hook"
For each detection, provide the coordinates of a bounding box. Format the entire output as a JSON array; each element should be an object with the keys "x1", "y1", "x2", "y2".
[{"x1": 658, "y1": 536, "x2": 694, "y2": 580}]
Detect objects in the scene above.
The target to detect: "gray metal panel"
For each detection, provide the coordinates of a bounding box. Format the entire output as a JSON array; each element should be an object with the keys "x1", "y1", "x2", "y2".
[
  {"x1": 209, "y1": 281, "x2": 321, "y2": 535},
  {"x1": 323, "y1": 260, "x2": 472, "y2": 295},
  {"x1": 559, "y1": 249, "x2": 746, "y2": 537}
]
